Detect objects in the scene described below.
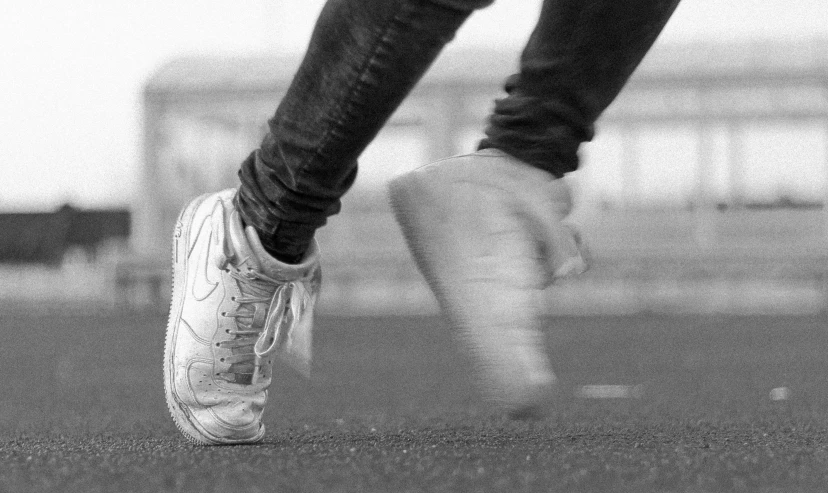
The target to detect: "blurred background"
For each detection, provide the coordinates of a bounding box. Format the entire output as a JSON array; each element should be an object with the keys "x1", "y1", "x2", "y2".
[{"x1": 2, "y1": 0, "x2": 828, "y2": 315}]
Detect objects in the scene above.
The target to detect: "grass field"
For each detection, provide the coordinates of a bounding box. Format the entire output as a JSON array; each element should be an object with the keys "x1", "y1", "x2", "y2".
[{"x1": 2, "y1": 307, "x2": 828, "y2": 492}]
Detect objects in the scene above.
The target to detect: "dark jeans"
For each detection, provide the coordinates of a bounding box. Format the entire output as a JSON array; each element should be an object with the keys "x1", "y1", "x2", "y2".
[{"x1": 236, "y1": 0, "x2": 680, "y2": 260}]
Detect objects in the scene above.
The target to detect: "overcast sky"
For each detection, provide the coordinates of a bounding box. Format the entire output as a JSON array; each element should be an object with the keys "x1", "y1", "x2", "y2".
[{"x1": 1, "y1": 0, "x2": 826, "y2": 210}]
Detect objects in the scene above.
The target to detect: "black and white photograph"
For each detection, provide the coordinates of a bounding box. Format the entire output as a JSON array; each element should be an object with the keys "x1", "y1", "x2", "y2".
[{"x1": 2, "y1": 1, "x2": 828, "y2": 491}]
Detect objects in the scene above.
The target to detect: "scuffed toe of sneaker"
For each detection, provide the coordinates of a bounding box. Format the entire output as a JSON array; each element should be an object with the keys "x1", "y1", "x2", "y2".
[
  {"x1": 182, "y1": 403, "x2": 266, "y2": 445},
  {"x1": 167, "y1": 331, "x2": 268, "y2": 445}
]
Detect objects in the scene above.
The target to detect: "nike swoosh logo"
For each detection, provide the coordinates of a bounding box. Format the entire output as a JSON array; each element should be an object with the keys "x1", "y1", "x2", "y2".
[{"x1": 190, "y1": 208, "x2": 221, "y2": 301}]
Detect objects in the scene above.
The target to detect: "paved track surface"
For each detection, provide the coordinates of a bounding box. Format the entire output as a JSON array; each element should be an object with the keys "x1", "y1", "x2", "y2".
[{"x1": 2, "y1": 309, "x2": 828, "y2": 492}]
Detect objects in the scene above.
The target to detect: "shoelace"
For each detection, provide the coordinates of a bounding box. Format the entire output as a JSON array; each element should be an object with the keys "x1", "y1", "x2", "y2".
[
  {"x1": 209, "y1": 201, "x2": 309, "y2": 385},
  {"x1": 218, "y1": 267, "x2": 306, "y2": 385}
]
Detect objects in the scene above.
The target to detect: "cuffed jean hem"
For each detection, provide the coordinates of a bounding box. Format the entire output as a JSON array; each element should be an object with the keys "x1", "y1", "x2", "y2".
[
  {"x1": 236, "y1": 0, "x2": 473, "y2": 259},
  {"x1": 236, "y1": 0, "x2": 681, "y2": 260},
  {"x1": 235, "y1": 149, "x2": 332, "y2": 261}
]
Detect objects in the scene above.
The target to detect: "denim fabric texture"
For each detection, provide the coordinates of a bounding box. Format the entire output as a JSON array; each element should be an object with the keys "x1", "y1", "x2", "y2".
[
  {"x1": 478, "y1": 0, "x2": 681, "y2": 177},
  {"x1": 236, "y1": 0, "x2": 680, "y2": 260}
]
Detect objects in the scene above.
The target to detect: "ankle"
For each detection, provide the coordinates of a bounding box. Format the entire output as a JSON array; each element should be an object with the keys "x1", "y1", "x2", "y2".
[
  {"x1": 259, "y1": 235, "x2": 306, "y2": 264},
  {"x1": 246, "y1": 220, "x2": 315, "y2": 265}
]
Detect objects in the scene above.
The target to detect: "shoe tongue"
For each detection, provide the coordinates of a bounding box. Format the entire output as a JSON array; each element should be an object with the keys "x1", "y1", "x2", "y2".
[
  {"x1": 243, "y1": 225, "x2": 289, "y2": 279},
  {"x1": 225, "y1": 206, "x2": 317, "y2": 279},
  {"x1": 243, "y1": 223, "x2": 317, "y2": 281},
  {"x1": 225, "y1": 208, "x2": 262, "y2": 272}
]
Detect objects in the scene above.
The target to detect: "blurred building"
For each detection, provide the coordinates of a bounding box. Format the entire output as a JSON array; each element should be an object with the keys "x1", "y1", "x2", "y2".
[
  {"x1": 0, "y1": 206, "x2": 130, "y2": 264},
  {"x1": 129, "y1": 39, "x2": 828, "y2": 314},
  {"x1": 0, "y1": 206, "x2": 131, "y2": 308}
]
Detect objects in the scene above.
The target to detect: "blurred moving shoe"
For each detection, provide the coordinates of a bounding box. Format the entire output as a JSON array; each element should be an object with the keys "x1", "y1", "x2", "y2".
[
  {"x1": 164, "y1": 189, "x2": 321, "y2": 445},
  {"x1": 388, "y1": 149, "x2": 588, "y2": 417}
]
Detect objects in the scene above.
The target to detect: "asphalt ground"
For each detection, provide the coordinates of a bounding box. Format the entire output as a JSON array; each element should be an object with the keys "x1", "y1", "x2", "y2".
[{"x1": 2, "y1": 308, "x2": 828, "y2": 492}]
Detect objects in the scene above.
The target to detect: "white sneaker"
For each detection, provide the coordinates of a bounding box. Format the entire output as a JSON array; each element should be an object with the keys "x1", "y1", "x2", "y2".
[
  {"x1": 164, "y1": 189, "x2": 321, "y2": 444},
  {"x1": 388, "y1": 149, "x2": 588, "y2": 417}
]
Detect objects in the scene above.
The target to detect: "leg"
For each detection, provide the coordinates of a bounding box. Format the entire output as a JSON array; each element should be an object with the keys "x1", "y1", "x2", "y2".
[
  {"x1": 390, "y1": 0, "x2": 679, "y2": 415},
  {"x1": 236, "y1": 0, "x2": 492, "y2": 262},
  {"x1": 480, "y1": 0, "x2": 682, "y2": 177},
  {"x1": 165, "y1": 0, "x2": 491, "y2": 445}
]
